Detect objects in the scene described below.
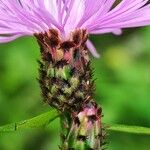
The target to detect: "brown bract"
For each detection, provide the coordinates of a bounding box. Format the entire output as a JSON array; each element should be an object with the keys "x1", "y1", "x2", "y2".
[{"x1": 34, "y1": 29, "x2": 95, "y2": 112}]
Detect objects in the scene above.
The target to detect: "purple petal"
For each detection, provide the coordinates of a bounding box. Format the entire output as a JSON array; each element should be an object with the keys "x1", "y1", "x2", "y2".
[
  {"x1": 0, "y1": 0, "x2": 150, "y2": 58},
  {"x1": 0, "y1": 34, "x2": 24, "y2": 43},
  {"x1": 86, "y1": 39, "x2": 100, "y2": 58},
  {"x1": 86, "y1": 0, "x2": 150, "y2": 33}
]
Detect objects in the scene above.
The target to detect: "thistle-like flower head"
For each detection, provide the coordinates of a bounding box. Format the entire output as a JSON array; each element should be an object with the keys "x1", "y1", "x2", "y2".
[{"x1": 0, "y1": 0, "x2": 150, "y2": 57}]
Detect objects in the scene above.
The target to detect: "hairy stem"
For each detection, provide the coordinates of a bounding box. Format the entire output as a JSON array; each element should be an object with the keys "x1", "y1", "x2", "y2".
[{"x1": 35, "y1": 29, "x2": 104, "y2": 150}]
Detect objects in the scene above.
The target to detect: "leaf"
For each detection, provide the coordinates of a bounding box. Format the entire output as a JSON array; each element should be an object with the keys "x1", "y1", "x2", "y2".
[
  {"x1": 0, "y1": 109, "x2": 59, "y2": 132},
  {"x1": 108, "y1": 124, "x2": 150, "y2": 135},
  {"x1": 0, "y1": 110, "x2": 150, "y2": 136}
]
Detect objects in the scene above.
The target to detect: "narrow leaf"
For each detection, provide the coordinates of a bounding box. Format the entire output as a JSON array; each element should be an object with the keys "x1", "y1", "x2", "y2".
[
  {"x1": 108, "y1": 124, "x2": 150, "y2": 135},
  {"x1": 0, "y1": 109, "x2": 59, "y2": 132},
  {"x1": 1, "y1": 110, "x2": 150, "y2": 136}
]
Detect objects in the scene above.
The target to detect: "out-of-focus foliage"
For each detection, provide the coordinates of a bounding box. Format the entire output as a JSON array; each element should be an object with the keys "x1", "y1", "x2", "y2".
[{"x1": 0, "y1": 27, "x2": 150, "y2": 150}]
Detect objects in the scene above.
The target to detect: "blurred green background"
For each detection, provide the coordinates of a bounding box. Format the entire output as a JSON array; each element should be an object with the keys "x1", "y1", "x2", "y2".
[{"x1": 0, "y1": 27, "x2": 150, "y2": 150}]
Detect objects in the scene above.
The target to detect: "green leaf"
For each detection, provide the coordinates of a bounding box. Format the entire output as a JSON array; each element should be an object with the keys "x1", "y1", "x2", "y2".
[
  {"x1": 0, "y1": 109, "x2": 59, "y2": 132},
  {"x1": 0, "y1": 110, "x2": 150, "y2": 136},
  {"x1": 108, "y1": 124, "x2": 150, "y2": 135}
]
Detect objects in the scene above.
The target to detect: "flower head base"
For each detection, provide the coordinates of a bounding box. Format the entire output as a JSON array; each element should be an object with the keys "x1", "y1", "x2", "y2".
[
  {"x1": 0, "y1": 0, "x2": 150, "y2": 57},
  {"x1": 37, "y1": 29, "x2": 95, "y2": 111}
]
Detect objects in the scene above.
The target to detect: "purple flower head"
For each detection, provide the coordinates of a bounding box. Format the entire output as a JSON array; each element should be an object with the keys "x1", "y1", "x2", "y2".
[{"x1": 0, "y1": 0, "x2": 150, "y2": 57}]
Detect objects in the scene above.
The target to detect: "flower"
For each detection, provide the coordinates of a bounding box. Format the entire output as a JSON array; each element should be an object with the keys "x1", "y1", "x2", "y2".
[{"x1": 0, "y1": 0, "x2": 150, "y2": 57}]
